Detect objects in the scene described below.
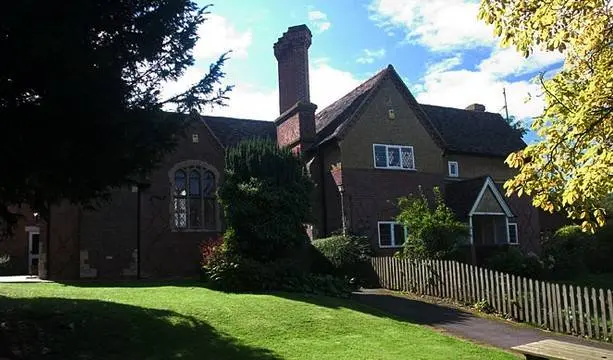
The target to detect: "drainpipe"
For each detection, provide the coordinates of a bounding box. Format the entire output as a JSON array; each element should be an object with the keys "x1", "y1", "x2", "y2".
[{"x1": 338, "y1": 185, "x2": 346, "y2": 236}]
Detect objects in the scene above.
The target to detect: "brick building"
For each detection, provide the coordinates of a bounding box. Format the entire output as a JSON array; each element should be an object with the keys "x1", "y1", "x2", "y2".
[{"x1": 0, "y1": 24, "x2": 565, "y2": 279}]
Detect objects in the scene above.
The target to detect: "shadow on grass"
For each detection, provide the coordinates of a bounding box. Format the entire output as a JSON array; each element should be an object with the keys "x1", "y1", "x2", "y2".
[
  {"x1": 54, "y1": 279, "x2": 204, "y2": 288},
  {"x1": 56, "y1": 279, "x2": 473, "y2": 328},
  {"x1": 0, "y1": 296, "x2": 281, "y2": 360},
  {"x1": 263, "y1": 289, "x2": 474, "y2": 328}
]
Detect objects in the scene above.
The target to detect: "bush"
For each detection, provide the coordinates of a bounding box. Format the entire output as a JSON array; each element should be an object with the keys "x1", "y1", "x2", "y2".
[
  {"x1": 485, "y1": 247, "x2": 546, "y2": 278},
  {"x1": 311, "y1": 235, "x2": 372, "y2": 276},
  {"x1": 203, "y1": 244, "x2": 353, "y2": 297},
  {"x1": 541, "y1": 225, "x2": 591, "y2": 279},
  {"x1": 218, "y1": 139, "x2": 313, "y2": 261},
  {"x1": 395, "y1": 187, "x2": 469, "y2": 260},
  {"x1": 0, "y1": 254, "x2": 11, "y2": 275}
]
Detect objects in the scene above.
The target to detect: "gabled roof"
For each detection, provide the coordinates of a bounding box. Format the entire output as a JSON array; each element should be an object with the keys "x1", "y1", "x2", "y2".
[
  {"x1": 313, "y1": 65, "x2": 446, "y2": 149},
  {"x1": 421, "y1": 104, "x2": 525, "y2": 157},
  {"x1": 312, "y1": 64, "x2": 525, "y2": 157},
  {"x1": 445, "y1": 176, "x2": 514, "y2": 220},
  {"x1": 202, "y1": 115, "x2": 276, "y2": 147}
]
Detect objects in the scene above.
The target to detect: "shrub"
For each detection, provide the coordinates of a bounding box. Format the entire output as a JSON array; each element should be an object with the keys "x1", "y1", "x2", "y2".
[
  {"x1": 203, "y1": 245, "x2": 353, "y2": 297},
  {"x1": 0, "y1": 254, "x2": 11, "y2": 275},
  {"x1": 473, "y1": 299, "x2": 495, "y2": 314},
  {"x1": 218, "y1": 139, "x2": 313, "y2": 261},
  {"x1": 541, "y1": 225, "x2": 591, "y2": 279},
  {"x1": 311, "y1": 235, "x2": 372, "y2": 276},
  {"x1": 395, "y1": 187, "x2": 469, "y2": 260},
  {"x1": 485, "y1": 247, "x2": 546, "y2": 278}
]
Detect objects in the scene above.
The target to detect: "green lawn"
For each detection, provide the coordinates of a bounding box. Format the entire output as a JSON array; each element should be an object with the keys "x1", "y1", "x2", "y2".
[{"x1": 0, "y1": 282, "x2": 516, "y2": 360}]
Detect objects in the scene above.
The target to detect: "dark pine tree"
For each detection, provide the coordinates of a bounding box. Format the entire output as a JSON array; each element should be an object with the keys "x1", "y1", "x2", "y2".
[{"x1": 0, "y1": 1, "x2": 232, "y2": 231}]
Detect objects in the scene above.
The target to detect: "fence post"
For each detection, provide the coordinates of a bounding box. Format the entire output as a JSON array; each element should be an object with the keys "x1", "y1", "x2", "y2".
[
  {"x1": 577, "y1": 286, "x2": 585, "y2": 337},
  {"x1": 584, "y1": 287, "x2": 593, "y2": 338},
  {"x1": 549, "y1": 282, "x2": 557, "y2": 332},
  {"x1": 605, "y1": 289, "x2": 613, "y2": 341},
  {"x1": 535, "y1": 281, "x2": 542, "y2": 327},
  {"x1": 523, "y1": 277, "x2": 529, "y2": 323},
  {"x1": 555, "y1": 284, "x2": 563, "y2": 332},
  {"x1": 600, "y1": 289, "x2": 607, "y2": 341},
  {"x1": 592, "y1": 288, "x2": 600, "y2": 339},
  {"x1": 563, "y1": 284, "x2": 570, "y2": 334},
  {"x1": 544, "y1": 282, "x2": 551, "y2": 330}
]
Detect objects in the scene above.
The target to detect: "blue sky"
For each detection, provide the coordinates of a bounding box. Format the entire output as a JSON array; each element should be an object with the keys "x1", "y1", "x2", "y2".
[{"x1": 162, "y1": 0, "x2": 565, "y2": 142}]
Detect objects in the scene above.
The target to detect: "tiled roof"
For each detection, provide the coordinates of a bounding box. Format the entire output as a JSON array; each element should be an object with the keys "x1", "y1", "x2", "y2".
[
  {"x1": 312, "y1": 65, "x2": 525, "y2": 157},
  {"x1": 421, "y1": 104, "x2": 526, "y2": 157},
  {"x1": 314, "y1": 67, "x2": 388, "y2": 144},
  {"x1": 202, "y1": 116, "x2": 276, "y2": 147},
  {"x1": 444, "y1": 176, "x2": 489, "y2": 220},
  {"x1": 198, "y1": 65, "x2": 525, "y2": 157}
]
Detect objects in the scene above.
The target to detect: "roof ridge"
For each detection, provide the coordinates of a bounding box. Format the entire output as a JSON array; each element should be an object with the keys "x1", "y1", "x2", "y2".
[
  {"x1": 316, "y1": 65, "x2": 391, "y2": 117},
  {"x1": 201, "y1": 115, "x2": 273, "y2": 123},
  {"x1": 419, "y1": 103, "x2": 503, "y2": 116}
]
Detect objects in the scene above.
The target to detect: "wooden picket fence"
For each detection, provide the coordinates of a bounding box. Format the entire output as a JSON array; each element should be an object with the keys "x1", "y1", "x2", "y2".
[{"x1": 371, "y1": 257, "x2": 613, "y2": 342}]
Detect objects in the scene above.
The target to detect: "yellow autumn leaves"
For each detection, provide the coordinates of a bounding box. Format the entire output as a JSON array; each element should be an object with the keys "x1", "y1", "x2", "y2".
[{"x1": 479, "y1": 0, "x2": 613, "y2": 232}]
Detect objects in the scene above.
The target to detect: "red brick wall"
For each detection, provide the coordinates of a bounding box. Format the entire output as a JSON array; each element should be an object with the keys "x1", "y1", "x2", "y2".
[
  {"x1": 139, "y1": 122, "x2": 225, "y2": 278},
  {"x1": 342, "y1": 168, "x2": 445, "y2": 254},
  {"x1": 0, "y1": 205, "x2": 42, "y2": 275},
  {"x1": 276, "y1": 113, "x2": 300, "y2": 147}
]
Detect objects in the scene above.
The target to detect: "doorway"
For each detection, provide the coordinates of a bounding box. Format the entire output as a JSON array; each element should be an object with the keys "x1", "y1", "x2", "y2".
[{"x1": 27, "y1": 228, "x2": 40, "y2": 275}]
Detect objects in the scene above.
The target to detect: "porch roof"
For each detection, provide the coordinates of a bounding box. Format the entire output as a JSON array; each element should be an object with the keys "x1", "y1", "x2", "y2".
[{"x1": 445, "y1": 176, "x2": 514, "y2": 220}]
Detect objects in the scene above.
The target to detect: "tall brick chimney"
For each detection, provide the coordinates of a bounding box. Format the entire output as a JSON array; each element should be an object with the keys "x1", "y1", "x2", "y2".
[{"x1": 273, "y1": 25, "x2": 317, "y2": 153}]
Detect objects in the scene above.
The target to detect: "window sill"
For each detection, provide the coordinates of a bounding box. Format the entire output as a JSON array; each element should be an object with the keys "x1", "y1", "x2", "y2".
[
  {"x1": 379, "y1": 245, "x2": 404, "y2": 249},
  {"x1": 373, "y1": 167, "x2": 417, "y2": 172},
  {"x1": 171, "y1": 228, "x2": 220, "y2": 233}
]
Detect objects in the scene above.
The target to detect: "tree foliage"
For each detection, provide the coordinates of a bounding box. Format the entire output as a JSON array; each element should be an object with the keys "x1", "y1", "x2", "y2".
[
  {"x1": 395, "y1": 187, "x2": 469, "y2": 260},
  {"x1": 478, "y1": 0, "x2": 613, "y2": 232},
  {"x1": 218, "y1": 139, "x2": 313, "y2": 261},
  {"x1": 0, "y1": 1, "x2": 231, "y2": 229}
]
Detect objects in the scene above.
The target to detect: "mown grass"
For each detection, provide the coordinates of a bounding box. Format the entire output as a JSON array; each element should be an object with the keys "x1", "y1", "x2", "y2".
[{"x1": 0, "y1": 281, "x2": 516, "y2": 359}]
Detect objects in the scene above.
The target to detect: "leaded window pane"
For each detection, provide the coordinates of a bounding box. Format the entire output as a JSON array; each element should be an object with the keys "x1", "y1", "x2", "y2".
[
  {"x1": 189, "y1": 170, "x2": 201, "y2": 196},
  {"x1": 387, "y1": 147, "x2": 400, "y2": 167},
  {"x1": 204, "y1": 198, "x2": 216, "y2": 229},
  {"x1": 401, "y1": 147, "x2": 414, "y2": 169},
  {"x1": 393, "y1": 224, "x2": 406, "y2": 246},
  {"x1": 174, "y1": 198, "x2": 187, "y2": 228},
  {"x1": 374, "y1": 145, "x2": 387, "y2": 168},
  {"x1": 379, "y1": 223, "x2": 392, "y2": 246},
  {"x1": 175, "y1": 170, "x2": 186, "y2": 194},
  {"x1": 189, "y1": 198, "x2": 202, "y2": 228},
  {"x1": 202, "y1": 170, "x2": 215, "y2": 196}
]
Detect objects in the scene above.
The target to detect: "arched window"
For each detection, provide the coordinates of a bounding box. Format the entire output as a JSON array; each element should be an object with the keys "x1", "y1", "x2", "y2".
[{"x1": 170, "y1": 162, "x2": 218, "y2": 230}]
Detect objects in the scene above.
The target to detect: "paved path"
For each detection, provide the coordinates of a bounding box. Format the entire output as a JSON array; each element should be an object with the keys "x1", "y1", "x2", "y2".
[
  {"x1": 0, "y1": 275, "x2": 49, "y2": 283},
  {"x1": 353, "y1": 288, "x2": 613, "y2": 351}
]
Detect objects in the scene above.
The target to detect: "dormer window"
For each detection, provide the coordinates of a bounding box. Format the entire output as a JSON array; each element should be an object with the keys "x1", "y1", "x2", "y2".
[{"x1": 448, "y1": 161, "x2": 459, "y2": 177}]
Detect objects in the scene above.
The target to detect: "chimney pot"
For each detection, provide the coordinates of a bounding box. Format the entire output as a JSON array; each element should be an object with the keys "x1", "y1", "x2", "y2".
[{"x1": 465, "y1": 103, "x2": 486, "y2": 112}]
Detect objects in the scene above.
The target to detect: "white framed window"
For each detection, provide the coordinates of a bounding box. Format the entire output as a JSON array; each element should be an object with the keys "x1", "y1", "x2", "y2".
[
  {"x1": 373, "y1": 144, "x2": 415, "y2": 170},
  {"x1": 448, "y1": 161, "x2": 459, "y2": 177},
  {"x1": 378, "y1": 221, "x2": 407, "y2": 248},
  {"x1": 508, "y1": 223, "x2": 518, "y2": 244}
]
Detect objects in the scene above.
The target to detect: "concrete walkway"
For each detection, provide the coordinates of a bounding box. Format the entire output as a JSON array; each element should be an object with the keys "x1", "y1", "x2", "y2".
[
  {"x1": 353, "y1": 288, "x2": 613, "y2": 351},
  {"x1": 0, "y1": 275, "x2": 50, "y2": 283}
]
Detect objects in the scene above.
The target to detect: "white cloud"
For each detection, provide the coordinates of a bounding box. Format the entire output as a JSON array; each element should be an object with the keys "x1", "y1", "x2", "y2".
[
  {"x1": 308, "y1": 10, "x2": 332, "y2": 33},
  {"x1": 193, "y1": 62, "x2": 364, "y2": 120},
  {"x1": 356, "y1": 48, "x2": 386, "y2": 64},
  {"x1": 425, "y1": 54, "x2": 462, "y2": 75},
  {"x1": 368, "y1": 0, "x2": 496, "y2": 51},
  {"x1": 193, "y1": 15, "x2": 252, "y2": 60},
  {"x1": 478, "y1": 46, "x2": 564, "y2": 77},
  {"x1": 414, "y1": 58, "x2": 544, "y2": 122}
]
